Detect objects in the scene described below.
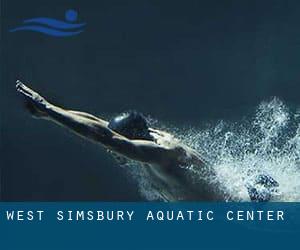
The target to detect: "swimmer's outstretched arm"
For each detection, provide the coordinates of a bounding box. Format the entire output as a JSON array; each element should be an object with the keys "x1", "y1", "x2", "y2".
[{"x1": 16, "y1": 81, "x2": 176, "y2": 165}]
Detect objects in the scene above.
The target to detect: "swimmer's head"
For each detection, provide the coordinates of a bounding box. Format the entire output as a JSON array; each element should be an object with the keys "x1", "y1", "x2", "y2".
[{"x1": 108, "y1": 111, "x2": 153, "y2": 141}]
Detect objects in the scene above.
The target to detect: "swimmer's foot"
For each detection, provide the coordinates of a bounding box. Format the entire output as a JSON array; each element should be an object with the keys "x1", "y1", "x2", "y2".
[
  {"x1": 246, "y1": 174, "x2": 279, "y2": 202},
  {"x1": 16, "y1": 80, "x2": 49, "y2": 118}
]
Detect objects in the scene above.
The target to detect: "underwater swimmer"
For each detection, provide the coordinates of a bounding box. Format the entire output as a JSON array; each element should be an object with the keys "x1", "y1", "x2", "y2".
[{"x1": 16, "y1": 81, "x2": 278, "y2": 201}]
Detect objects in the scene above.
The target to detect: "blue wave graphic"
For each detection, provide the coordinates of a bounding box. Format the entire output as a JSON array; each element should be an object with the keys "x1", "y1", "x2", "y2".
[
  {"x1": 10, "y1": 25, "x2": 84, "y2": 37},
  {"x1": 9, "y1": 9, "x2": 85, "y2": 37},
  {"x1": 23, "y1": 18, "x2": 85, "y2": 29}
]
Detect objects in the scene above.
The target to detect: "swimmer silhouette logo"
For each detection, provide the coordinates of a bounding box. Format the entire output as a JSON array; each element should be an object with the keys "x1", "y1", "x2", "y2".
[{"x1": 9, "y1": 9, "x2": 85, "y2": 37}]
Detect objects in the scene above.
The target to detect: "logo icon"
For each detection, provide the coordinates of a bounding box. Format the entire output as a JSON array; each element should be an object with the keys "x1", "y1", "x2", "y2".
[{"x1": 9, "y1": 9, "x2": 85, "y2": 37}]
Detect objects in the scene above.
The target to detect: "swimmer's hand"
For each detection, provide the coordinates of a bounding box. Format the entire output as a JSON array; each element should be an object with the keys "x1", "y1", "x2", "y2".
[{"x1": 16, "y1": 80, "x2": 49, "y2": 118}]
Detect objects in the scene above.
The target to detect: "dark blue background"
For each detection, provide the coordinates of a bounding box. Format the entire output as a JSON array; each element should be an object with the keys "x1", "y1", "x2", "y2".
[{"x1": 2, "y1": 0, "x2": 300, "y2": 200}]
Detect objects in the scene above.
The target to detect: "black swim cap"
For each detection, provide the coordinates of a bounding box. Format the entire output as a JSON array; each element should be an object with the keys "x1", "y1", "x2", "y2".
[{"x1": 108, "y1": 111, "x2": 153, "y2": 140}]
